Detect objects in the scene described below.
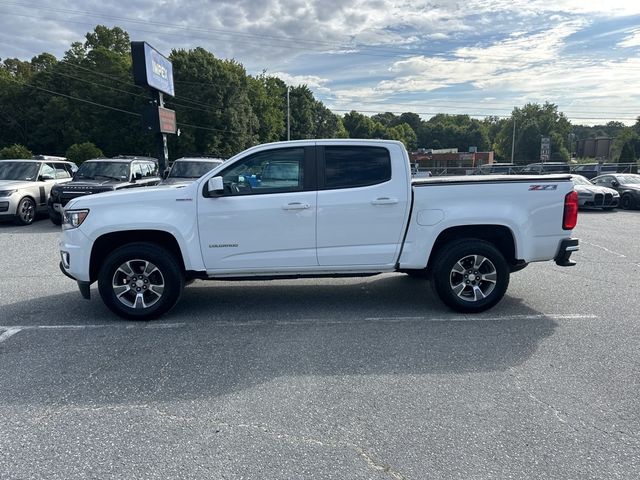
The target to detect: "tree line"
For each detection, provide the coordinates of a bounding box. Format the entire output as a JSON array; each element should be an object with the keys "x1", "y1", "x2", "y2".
[{"x1": 1, "y1": 25, "x2": 639, "y2": 164}]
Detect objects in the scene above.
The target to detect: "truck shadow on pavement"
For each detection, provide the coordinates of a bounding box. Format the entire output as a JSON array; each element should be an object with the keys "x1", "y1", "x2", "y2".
[{"x1": 0, "y1": 274, "x2": 556, "y2": 406}]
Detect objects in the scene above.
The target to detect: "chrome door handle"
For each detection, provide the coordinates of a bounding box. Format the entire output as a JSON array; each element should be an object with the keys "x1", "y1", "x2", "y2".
[
  {"x1": 371, "y1": 197, "x2": 398, "y2": 205},
  {"x1": 282, "y1": 202, "x2": 310, "y2": 210}
]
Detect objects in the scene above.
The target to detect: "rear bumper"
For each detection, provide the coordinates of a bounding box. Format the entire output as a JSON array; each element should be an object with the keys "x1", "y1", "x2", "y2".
[{"x1": 555, "y1": 238, "x2": 579, "y2": 267}]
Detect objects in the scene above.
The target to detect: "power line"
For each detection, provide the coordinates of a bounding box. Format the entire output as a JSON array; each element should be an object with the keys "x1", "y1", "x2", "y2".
[
  {"x1": 8, "y1": 78, "x2": 142, "y2": 117},
  {"x1": 328, "y1": 108, "x2": 639, "y2": 121},
  {"x1": 6, "y1": 78, "x2": 242, "y2": 134}
]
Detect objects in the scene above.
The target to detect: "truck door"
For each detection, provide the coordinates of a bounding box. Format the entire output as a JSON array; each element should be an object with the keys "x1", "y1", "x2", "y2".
[
  {"x1": 197, "y1": 146, "x2": 318, "y2": 273},
  {"x1": 316, "y1": 144, "x2": 410, "y2": 266}
]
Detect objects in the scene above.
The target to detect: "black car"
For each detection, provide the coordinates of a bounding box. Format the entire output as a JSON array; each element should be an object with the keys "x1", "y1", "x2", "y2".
[
  {"x1": 592, "y1": 173, "x2": 640, "y2": 210},
  {"x1": 48, "y1": 156, "x2": 160, "y2": 224}
]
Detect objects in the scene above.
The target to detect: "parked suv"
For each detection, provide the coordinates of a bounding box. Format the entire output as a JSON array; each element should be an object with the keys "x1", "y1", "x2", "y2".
[
  {"x1": 161, "y1": 157, "x2": 225, "y2": 185},
  {"x1": 48, "y1": 156, "x2": 160, "y2": 225},
  {"x1": 0, "y1": 159, "x2": 76, "y2": 225}
]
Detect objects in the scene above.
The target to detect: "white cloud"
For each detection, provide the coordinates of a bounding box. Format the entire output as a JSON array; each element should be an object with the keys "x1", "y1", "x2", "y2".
[
  {"x1": 618, "y1": 29, "x2": 640, "y2": 48},
  {"x1": 271, "y1": 71, "x2": 330, "y2": 90}
]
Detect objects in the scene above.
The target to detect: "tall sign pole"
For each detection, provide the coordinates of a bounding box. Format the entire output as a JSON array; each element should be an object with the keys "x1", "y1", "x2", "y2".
[{"x1": 131, "y1": 41, "x2": 176, "y2": 172}]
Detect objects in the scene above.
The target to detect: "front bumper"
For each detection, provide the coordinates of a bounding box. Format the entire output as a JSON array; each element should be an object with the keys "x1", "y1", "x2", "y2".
[
  {"x1": 59, "y1": 227, "x2": 92, "y2": 282},
  {"x1": 0, "y1": 195, "x2": 20, "y2": 216},
  {"x1": 59, "y1": 261, "x2": 91, "y2": 299},
  {"x1": 555, "y1": 238, "x2": 579, "y2": 267}
]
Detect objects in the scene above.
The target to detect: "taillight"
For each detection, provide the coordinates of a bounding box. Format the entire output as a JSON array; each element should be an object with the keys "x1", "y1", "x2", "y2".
[{"x1": 563, "y1": 190, "x2": 578, "y2": 230}]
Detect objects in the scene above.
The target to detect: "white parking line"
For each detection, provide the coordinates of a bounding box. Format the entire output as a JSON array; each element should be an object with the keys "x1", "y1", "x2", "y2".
[
  {"x1": 0, "y1": 327, "x2": 22, "y2": 344},
  {"x1": 582, "y1": 241, "x2": 626, "y2": 258},
  {"x1": 0, "y1": 314, "x2": 597, "y2": 344},
  {"x1": 364, "y1": 314, "x2": 598, "y2": 323},
  {"x1": 0, "y1": 323, "x2": 186, "y2": 345}
]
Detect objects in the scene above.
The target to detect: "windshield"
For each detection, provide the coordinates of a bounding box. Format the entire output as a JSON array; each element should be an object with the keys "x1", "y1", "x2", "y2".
[
  {"x1": 571, "y1": 175, "x2": 592, "y2": 186},
  {"x1": 0, "y1": 161, "x2": 40, "y2": 181},
  {"x1": 75, "y1": 162, "x2": 129, "y2": 180},
  {"x1": 169, "y1": 161, "x2": 221, "y2": 178},
  {"x1": 618, "y1": 175, "x2": 640, "y2": 185}
]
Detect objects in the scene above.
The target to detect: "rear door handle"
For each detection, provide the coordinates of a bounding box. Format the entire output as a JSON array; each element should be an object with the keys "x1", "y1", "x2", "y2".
[
  {"x1": 371, "y1": 197, "x2": 398, "y2": 205},
  {"x1": 282, "y1": 202, "x2": 310, "y2": 210}
]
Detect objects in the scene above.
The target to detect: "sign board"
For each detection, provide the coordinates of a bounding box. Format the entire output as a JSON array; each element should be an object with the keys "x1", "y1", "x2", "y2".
[
  {"x1": 142, "y1": 105, "x2": 177, "y2": 134},
  {"x1": 540, "y1": 137, "x2": 550, "y2": 162},
  {"x1": 131, "y1": 41, "x2": 175, "y2": 97}
]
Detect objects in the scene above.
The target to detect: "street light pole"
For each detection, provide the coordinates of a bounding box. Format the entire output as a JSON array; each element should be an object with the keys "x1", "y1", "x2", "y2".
[
  {"x1": 510, "y1": 117, "x2": 516, "y2": 163},
  {"x1": 287, "y1": 86, "x2": 290, "y2": 141}
]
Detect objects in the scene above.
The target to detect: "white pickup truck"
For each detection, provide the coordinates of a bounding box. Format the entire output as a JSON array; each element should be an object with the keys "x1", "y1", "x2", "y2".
[{"x1": 59, "y1": 140, "x2": 579, "y2": 320}]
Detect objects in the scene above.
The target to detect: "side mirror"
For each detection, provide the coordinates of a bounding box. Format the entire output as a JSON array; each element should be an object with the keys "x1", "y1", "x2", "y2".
[
  {"x1": 611, "y1": 180, "x2": 619, "y2": 187},
  {"x1": 39, "y1": 174, "x2": 54, "y2": 181},
  {"x1": 133, "y1": 172, "x2": 142, "y2": 181},
  {"x1": 207, "y1": 176, "x2": 224, "y2": 196},
  {"x1": 162, "y1": 169, "x2": 170, "y2": 179}
]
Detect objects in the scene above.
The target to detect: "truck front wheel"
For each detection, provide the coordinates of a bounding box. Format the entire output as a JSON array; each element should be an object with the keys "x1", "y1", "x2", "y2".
[
  {"x1": 98, "y1": 243, "x2": 184, "y2": 320},
  {"x1": 431, "y1": 239, "x2": 509, "y2": 313}
]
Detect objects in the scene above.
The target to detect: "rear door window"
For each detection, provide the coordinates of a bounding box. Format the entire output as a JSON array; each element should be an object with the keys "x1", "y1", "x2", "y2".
[
  {"x1": 53, "y1": 163, "x2": 72, "y2": 179},
  {"x1": 322, "y1": 146, "x2": 391, "y2": 189}
]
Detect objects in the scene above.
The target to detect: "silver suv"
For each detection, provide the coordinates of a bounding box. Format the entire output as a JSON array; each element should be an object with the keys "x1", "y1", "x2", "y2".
[{"x1": 0, "y1": 159, "x2": 76, "y2": 225}]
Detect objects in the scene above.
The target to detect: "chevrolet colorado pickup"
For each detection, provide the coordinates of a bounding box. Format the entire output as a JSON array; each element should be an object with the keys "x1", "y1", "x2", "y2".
[{"x1": 59, "y1": 140, "x2": 579, "y2": 320}]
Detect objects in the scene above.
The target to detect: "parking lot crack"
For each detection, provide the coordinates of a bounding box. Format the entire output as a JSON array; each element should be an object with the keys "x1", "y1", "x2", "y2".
[{"x1": 508, "y1": 374, "x2": 640, "y2": 444}]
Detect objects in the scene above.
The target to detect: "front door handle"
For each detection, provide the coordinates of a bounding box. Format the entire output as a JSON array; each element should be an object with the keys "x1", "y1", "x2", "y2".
[
  {"x1": 282, "y1": 202, "x2": 310, "y2": 210},
  {"x1": 371, "y1": 197, "x2": 398, "y2": 205}
]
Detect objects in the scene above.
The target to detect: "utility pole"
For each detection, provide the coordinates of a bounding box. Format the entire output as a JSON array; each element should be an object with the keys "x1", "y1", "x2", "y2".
[
  {"x1": 287, "y1": 86, "x2": 291, "y2": 141},
  {"x1": 510, "y1": 117, "x2": 516, "y2": 163}
]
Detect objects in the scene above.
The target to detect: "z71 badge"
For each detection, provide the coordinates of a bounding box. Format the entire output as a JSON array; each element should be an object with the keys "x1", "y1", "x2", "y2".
[{"x1": 529, "y1": 184, "x2": 558, "y2": 191}]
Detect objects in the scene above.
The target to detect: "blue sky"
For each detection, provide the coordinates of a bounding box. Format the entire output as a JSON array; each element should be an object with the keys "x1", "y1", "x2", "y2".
[{"x1": 0, "y1": 0, "x2": 639, "y2": 125}]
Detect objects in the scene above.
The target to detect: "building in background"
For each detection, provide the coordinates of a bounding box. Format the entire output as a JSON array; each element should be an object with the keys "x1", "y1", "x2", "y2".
[
  {"x1": 411, "y1": 148, "x2": 494, "y2": 169},
  {"x1": 576, "y1": 137, "x2": 613, "y2": 160}
]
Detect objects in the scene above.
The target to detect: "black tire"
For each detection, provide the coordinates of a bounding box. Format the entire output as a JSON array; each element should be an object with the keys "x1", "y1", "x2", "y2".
[
  {"x1": 49, "y1": 209, "x2": 62, "y2": 225},
  {"x1": 14, "y1": 197, "x2": 36, "y2": 225},
  {"x1": 620, "y1": 194, "x2": 635, "y2": 210},
  {"x1": 431, "y1": 238, "x2": 509, "y2": 313},
  {"x1": 98, "y1": 243, "x2": 184, "y2": 320}
]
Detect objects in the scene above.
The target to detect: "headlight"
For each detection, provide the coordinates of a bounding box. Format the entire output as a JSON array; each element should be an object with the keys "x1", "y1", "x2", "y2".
[
  {"x1": 62, "y1": 209, "x2": 90, "y2": 230},
  {"x1": 0, "y1": 189, "x2": 17, "y2": 197}
]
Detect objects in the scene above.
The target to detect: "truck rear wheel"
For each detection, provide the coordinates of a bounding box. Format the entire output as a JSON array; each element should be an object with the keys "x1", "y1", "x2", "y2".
[
  {"x1": 431, "y1": 239, "x2": 509, "y2": 313},
  {"x1": 98, "y1": 243, "x2": 184, "y2": 320}
]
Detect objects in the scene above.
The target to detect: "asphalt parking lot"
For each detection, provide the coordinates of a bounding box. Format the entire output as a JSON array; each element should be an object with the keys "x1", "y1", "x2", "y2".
[{"x1": 1, "y1": 211, "x2": 639, "y2": 479}]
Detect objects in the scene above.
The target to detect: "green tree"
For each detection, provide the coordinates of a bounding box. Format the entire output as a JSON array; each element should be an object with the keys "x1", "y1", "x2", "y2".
[
  {"x1": 314, "y1": 103, "x2": 348, "y2": 138},
  {"x1": 0, "y1": 143, "x2": 32, "y2": 159},
  {"x1": 167, "y1": 47, "x2": 258, "y2": 157},
  {"x1": 247, "y1": 73, "x2": 286, "y2": 142},
  {"x1": 418, "y1": 114, "x2": 490, "y2": 152},
  {"x1": 343, "y1": 111, "x2": 379, "y2": 138},
  {"x1": 612, "y1": 127, "x2": 640, "y2": 161},
  {"x1": 371, "y1": 112, "x2": 397, "y2": 127},
  {"x1": 65, "y1": 142, "x2": 104, "y2": 164},
  {"x1": 384, "y1": 123, "x2": 417, "y2": 150},
  {"x1": 495, "y1": 103, "x2": 571, "y2": 164},
  {"x1": 618, "y1": 142, "x2": 636, "y2": 162}
]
